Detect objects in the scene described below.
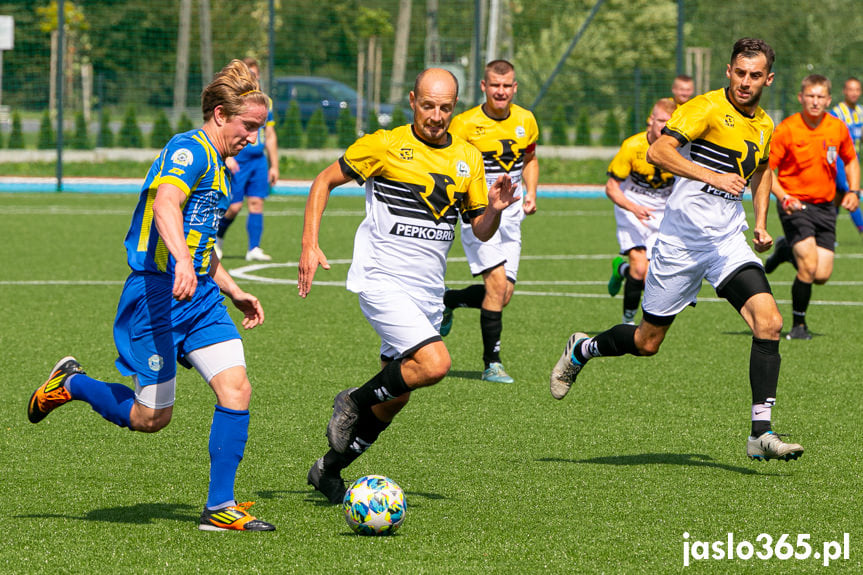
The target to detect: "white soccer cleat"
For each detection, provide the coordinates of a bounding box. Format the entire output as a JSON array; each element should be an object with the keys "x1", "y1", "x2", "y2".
[
  {"x1": 747, "y1": 431, "x2": 804, "y2": 461},
  {"x1": 549, "y1": 332, "x2": 588, "y2": 400},
  {"x1": 245, "y1": 246, "x2": 272, "y2": 261}
]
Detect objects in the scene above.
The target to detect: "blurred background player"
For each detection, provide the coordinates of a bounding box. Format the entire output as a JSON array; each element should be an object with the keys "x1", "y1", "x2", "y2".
[
  {"x1": 605, "y1": 98, "x2": 677, "y2": 324},
  {"x1": 549, "y1": 38, "x2": 804, "y2": 463},
  {"x1": 299, "y1": 69, "x2": 516, "y2": 504},
  {"x1": 215, "y1": 57, "x2": 279, "y2": 261},
  {"x1": 27, "y1": 60, "x2": 275, "y2": 531},
  {"x1": 441, "y1": 60, "x2": 539, "y2": 383},
  {"x1": 830, "y1": 77, "x2": 863, "y2": 237},
  {"x1": 671, "y1": 74, "x2": 695, "y2": 105},
  {"x1": 765, "y1": 74, "x2": 860, "y2": 340}
]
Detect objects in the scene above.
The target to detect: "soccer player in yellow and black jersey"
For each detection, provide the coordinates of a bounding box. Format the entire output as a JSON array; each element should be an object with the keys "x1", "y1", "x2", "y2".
[
  {"x1": 605, "y1": 98, "x2": 676, "y2": 325},
  {"x1": 299, "y1": 68, "x2": 517, "y2": 503},
  {"x1": 550, "y1": 38, "x2": 804, "y2": 462},
  {"x1": 442, "y1": 60, "x2": 539, "y2": 384}
]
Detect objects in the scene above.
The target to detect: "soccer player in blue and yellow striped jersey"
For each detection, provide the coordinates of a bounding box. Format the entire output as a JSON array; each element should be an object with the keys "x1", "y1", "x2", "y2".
[
  {"x1": 830, "y1": 77, "x2": 863, "y2": 235},
  {"x1": 28, "y1": 60, "x2": 276, "y2": 531}
]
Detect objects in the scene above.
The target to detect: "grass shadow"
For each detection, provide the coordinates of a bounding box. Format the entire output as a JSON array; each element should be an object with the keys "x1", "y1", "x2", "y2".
[
  {"x1": 262, "y1": 487, "x2": 446, "y2": 508},
  {"x1": 538, "y1": 453, "x2": 789, "y2": 476},
  {"x1": 446, "y1": 370, "x2": 483, "y2": 381},
  {"x1": 16, "y1": 502, "x2": 197, "y2": 524}
]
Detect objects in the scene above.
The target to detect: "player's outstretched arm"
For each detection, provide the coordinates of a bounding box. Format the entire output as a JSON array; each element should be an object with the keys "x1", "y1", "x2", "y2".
[
  {"x1": 522, "y1": 150, "x2": 539, "y2": 215},
  {"x1": 841, "y1": 157, "x2": 861, "y2": 211},
  {"x1": 750, "y1": 165, "x2": 773, "y2": 253},
  {"x1": 265, "y1": 124, "x2": 280, "y2": 186},
  {"x1": 152, "y1": 183, "x2": 198, "y2": 301},
  {"x1": 209, "y1": 256, "x2": 265, "y2": 329},
  {"x1": 470, "y1": 174, "x2": 516, "y2": 241},
  {"x1": 299, "y1": 161, "x2": 352, "y2": 298},
  {"x1": 647, "y1": 134, "x2": 747, "y2": 196},
  {"x1": 769, "y1": 169, "x2": 803, "y2": 214},
  {"x1": 605, "y1": 176, "x2": 653, "y2": 224}
]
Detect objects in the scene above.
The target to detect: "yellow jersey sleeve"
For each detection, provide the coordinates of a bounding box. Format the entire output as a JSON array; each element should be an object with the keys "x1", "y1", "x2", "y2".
[
  {"x1": 663, "y1": 96, "x2": 713, "y2": 144},
  {"x1": 341, "y1": 129, "x2": 390, "y2": 183},
  {"x1": 607, "y1": 134, "x2": 641, "y2": 180}
]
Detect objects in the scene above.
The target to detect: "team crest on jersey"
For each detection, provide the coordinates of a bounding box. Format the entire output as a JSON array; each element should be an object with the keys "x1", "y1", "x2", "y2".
[
  {"x1": 399, "y1": 146, "x2": 414, "y2": 160},
  {"x1": 474, "y1": 126, "x2": 485, "y2": 136},
  {"x1": 148, "y1": 355, "x2": 164, "y2": 372},
  {"x1": 826, "y1": 146, "x2": 837, "y2": 164},
  {"x1": 516, "y1": 126, "x2": 526, "y2": 138},
  {"x1": 171, "y1": 148, "x2": 194, "y2": 166},
  {"x1": 456, "y1": 161, "x2": 470, "y2": 177},
  {"x1": 493, "y1": 139, "x2": 519, "y2": 172},
  {"x1": 724, "y1": 115, "x2": 735, "y2": 128}
]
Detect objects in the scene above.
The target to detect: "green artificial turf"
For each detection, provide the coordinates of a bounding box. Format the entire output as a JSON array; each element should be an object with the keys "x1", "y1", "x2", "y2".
[{"x1": 1, "y1": 193, "x2": 860, "y2": 573}]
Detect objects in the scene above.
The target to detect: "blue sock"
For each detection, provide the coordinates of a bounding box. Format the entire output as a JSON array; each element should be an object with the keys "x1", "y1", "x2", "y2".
[
  {"x1": 247, "y1": 212, "x2": 263, "y2": 250},
  {"x1": 206, "y1": 405, "x2": 249, "y2": 509},
  {"x1": 65, "y1": 374, "x2": 134, "y2": 428},
  {"x1": 850, "y1": 207, "x2": 863, "y2": 232}
]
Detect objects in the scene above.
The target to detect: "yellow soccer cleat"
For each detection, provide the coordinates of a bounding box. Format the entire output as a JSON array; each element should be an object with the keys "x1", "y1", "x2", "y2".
[
  {"x1": 198, "y1": 501, "x2": 275, "y2": 532},
  {"x1": 28, "y1": 356, "x2": 85, "y2": 424}
]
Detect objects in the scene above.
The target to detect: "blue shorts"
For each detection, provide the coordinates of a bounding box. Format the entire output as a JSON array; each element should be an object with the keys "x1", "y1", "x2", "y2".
[
  {"x1": 113, "y1": 272, "x2": 241, "y2": 386},
  {"x1": 230, "y1": 153, "x2": 270, "y2": 203}
]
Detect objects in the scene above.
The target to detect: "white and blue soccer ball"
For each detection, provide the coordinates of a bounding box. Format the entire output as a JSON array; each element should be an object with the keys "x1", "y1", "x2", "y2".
[{"x1": 343, "y1": 475, "x2": 406, "y2": 536}]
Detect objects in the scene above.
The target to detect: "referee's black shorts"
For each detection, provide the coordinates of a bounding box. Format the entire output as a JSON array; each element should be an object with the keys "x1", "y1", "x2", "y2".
[{"x1": 777, "y1": 198, "x2": 837, "y2": 251}]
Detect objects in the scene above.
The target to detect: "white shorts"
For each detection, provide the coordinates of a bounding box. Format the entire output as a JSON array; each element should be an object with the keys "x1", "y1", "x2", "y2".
[
  {"x1": 642, "y1": 233, "x2": 762, "y2": 318},
  {"x1": 460, "y1": 207, "x2": 523, "y2": 282},
  {"x1": 614, "y1": 200, "x2": 664, "y2": 256},
  {"x1": 358, "y1": 289, "x2": 443, "y2": 360},
  {"x1": 133, "y1": 339, "x2": 246, "y2": 409}
]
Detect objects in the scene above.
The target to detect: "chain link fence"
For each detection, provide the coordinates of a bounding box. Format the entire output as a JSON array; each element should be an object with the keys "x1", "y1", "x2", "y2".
[{"x1": 0, "y1": 0, "x2": 861, "y2": 151}]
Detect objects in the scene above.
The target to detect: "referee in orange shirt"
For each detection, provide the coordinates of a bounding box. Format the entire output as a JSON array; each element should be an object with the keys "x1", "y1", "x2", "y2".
[{"x1": 766, "y1": 74, "x2": 860, "y2": 339}]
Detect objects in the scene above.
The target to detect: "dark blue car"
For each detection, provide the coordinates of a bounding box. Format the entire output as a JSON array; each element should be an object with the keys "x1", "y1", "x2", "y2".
[{"x1": 272, "y1": 76, "x2": 409, "y2": 132}]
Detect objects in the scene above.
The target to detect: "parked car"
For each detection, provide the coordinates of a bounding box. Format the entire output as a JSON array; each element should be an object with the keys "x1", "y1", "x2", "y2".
[{"x1": 272, "y1": 76, "x2": 410, "y2": 132}]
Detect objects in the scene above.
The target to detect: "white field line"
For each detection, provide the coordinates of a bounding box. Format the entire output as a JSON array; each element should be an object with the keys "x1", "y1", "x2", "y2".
[{"x1": 8, "y1": 256, "x2": 863, "y2": 309}]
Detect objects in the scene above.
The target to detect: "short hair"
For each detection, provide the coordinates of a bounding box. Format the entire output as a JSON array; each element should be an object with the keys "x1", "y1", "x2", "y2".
[
  {"x1": 800, "y1": 74, "x2": 831, "y2": 94},
  {"x1": 652, "y1": 97, "x2": 678, "y2": 117},
  {"x1": 201, "y1": 59, "x2": 268, "y2": 122},
  {"x1": 673, "y1": 74, "x2": 693, "y2": 84},
  {"x1": 845, "y1": 77, "x2": 861, "y2": 87},
  {"x1": 412, "y1": 68, "x2": 459, "y2": 99},
  {"x1": 485, "y1": 59, "x2": 515, "y2": 78},
  {"x1": 730, "y1": 38, "x2": 775, "y2": 72},
  {"x1": 242, "y1": 57, "x2": 259, "y2": 71}
]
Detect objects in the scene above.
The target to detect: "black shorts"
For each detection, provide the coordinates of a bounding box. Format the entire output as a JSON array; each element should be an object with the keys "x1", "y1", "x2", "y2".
[{"x1": 777, "y1": 199, "x2": 837, "y2": 251}]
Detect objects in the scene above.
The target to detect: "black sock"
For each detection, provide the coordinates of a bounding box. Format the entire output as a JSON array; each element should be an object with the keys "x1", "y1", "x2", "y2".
[
  {"x1": 791, "y1": 278, "x2": 811, "y2": 326},
  {"x1": 322, "y1": 408, "x2": 391, "y2": 471},
  {"x1": 480, "y1": 308, "x2": 503, "y2": 366},
  {"x1": 573, "y1": 324, "x2": 640, "y2": 364},
  {"x1": 622, "y1": 273, "x2": 644, "y2": 316},
  {"x1": 444, "y1": 284, "x2": 486, "y2": 309},
  {"x1": 749, "y1": 337, "x2": 779, "y2": 436},
  {"x1": 349, "y1": 360, "x2": 410, "y2": 409},
  {"x1": 751, "y1": 420, "x2": 772, "y2": 437},
  {"x1": 217, "y1": 216, "x2": 235, "y2": 238}
]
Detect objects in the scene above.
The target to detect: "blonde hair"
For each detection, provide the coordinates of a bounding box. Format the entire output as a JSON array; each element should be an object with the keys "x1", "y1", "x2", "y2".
[
  {"x1": 201, "y1": 59, "x2": 267, "y2": 122},
  {"x1": 653, "y1": 97, "x2": 678, "y2": 117},
  {"x1": 801, "y1": 74, "x2": 831, "y2": 94}
]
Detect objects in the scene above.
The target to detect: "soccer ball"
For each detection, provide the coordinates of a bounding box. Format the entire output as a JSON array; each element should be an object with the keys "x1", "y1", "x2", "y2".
[{"x1": 343, "y1": 475, "x2": 406, "y2": 535}]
